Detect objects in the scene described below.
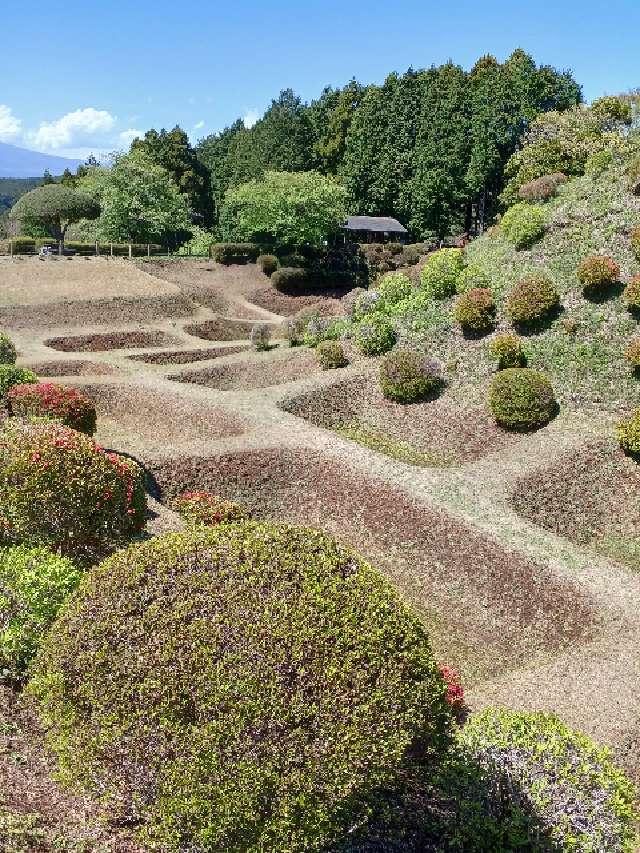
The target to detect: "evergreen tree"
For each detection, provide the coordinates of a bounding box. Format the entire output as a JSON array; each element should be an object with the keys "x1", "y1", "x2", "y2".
[
  {"x1": 309, "y1": 80, "x2": 364, "y2": 174},
  {"x1": 131, "y1": 126, "x2": 213, "y2": 226}
]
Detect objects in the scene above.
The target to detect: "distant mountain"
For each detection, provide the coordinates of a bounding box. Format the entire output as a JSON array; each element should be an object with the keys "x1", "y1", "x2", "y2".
[{"x1": 0, "y1": 142, "x2": 82, "y2": 178}]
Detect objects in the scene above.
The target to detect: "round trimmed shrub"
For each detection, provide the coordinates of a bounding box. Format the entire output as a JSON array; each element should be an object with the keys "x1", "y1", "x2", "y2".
[
  {"x1": 168, "y1": 491, "x2": 249, "y2": 526},
  {"x1": 316, "y1": 340, "x2": 347, "y2": 370},
  {"x1": 624, "y1": 338, "x2": 640, "y2": 370},
  {"x1": 458, "y1": 709, "x2": 639, "y2": 853},
  {"x1": 0, "y1": 420, "x2": 146, "y2": 560},
  {"x1": 351, "y1": 289, "x2": 382, "y2": 321},
  {"x1": 271, "y1": 267, "x2": 310, "y2": 293},
  {"x1": 457, "y1": 263, "x2": 490, "y2": 294},
  {"x1": 250, "y1": 323, "x2": 272, "y2": 351},
  {"x1": 0, "y1": 545, "x2": 80, "y2": 683},
  {"x1": 0, "y1": 366, "x2": 37, "y2": 400},
  {"x1": 488, "y1": 333, "x2": 526, "y2": 369},
  {"x1": 379, "y1": 349, "x2": 442, "y2": 403},
  {"x1": 354, "y1": 315, "x2": 396, "y2": 356},
  {"x1": 500, "y1": 203, "x2": 546, "y2": 249},
  {"x1": 0, "y1": 333, "x2": 17, "y2": 365},
  {"x1": 419, "y1": 248, "x2": 464, "y2": 298},
  {"x1": 453, "y1": 288, "x2": 496, "y2": 335},
  {"x1": 7, "y1": 383, "x2": 97, "y2": 435},
  {"x1": 518, "y1": 172, "x2": 567, "y2": 202},
  {"x1": 506, "y1": 274, "x2": 560, "y2": 327},
  {"x1": 303, "y1": 315, "x2": 341, "y2": 348},
  {"x1": 374, "y1": 272, "x2": 412, "y2": 308},
  {"x1": 617, "y1": 409, "x2": 640, "y2": 455},
  {"x1": 623, "y1": 275, "x2": 640, "y2": 311},
  {"x1": 30, "y1": 523, "x2": 451, "y2": 851},
  {"x1": 577, "y1": 255, "x2": 620, "y2": 297},
  {"x1": 488, "y1": 368, "x2": 556, "y2": 430},
  {"x1": 631, "y1": 227, "x2": 640, "y2": 261},
  {"x1": 257, "y1": 254, "x2": 278, "y2": 276}
]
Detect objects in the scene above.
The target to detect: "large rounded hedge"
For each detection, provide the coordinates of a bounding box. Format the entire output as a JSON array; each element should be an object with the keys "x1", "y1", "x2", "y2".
[
  {"x1": 0, "y1": 366, "x2": 37, "y2": 399},
  {"x1": 577, "y1": 255, "x2": 620, "y2": 297},
  {"x1": 488, "y1": 333, "x2": 526, "y2": 370},
  {"x1": 354, "y1": 314, "x2": 396, "y2": 356},
  {"x1": 500, "y1": 203, "x2": 546, "y2": 249},
  {"x1": 420, "y1": 248, "x2": 464, "y2": 298},
  {"x1": 31, "y1": 523, "x2": 451, "y2": 852},
  {"x1": 0, "y1": 545, "x2": 80, "y2": 684},
  {"x1": 0, "y1": 332, "x2": 17, "y2": 365},
  {"x1": 374, "y1": 271, "x2": 413, "y2": 308},
  {"x1": 488, "y1": 368, "x2": 556, "y2": 430},
  {"x1": 458, "y1": 709, "x2": 639, "y2": 853},
  {"x1": 506, "y1": 274, "x2": 560, "y2": 327},
  {"x1": 0, "y1": 420, "x2": 146, "y2": 560},
  {"x1": 453, "y1": 287, "x2": 496, "y2": 335},
  {"x1": 7, "y1": 383, "x2": 97, "y2": 435},
  {"x1": 379, "y1": 349, "x2": 442, "y2": 403}
]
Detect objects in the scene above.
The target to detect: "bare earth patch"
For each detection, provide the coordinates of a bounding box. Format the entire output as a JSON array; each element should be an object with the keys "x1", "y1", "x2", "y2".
[
  {"x1": 171, "y1": 348, "x2": 320, "y2": 391},
  {"x1": 282, "y1": 373, "x2": 518, "y2": 466},
  {"x1": 249, "y1": 283, "x2": 352, "y2": 317},
  {"x1": 128, "y1": 345, "x2": 249, "y2": 365},
  {"x1": 77, "y1": 383, "x2": 247, "y2": 456},
  {"x1": 183, "y1": 317, "x2": 261, "y2": 341},
  {"x1": 149, "y1": 447, "x2": 598, "y2": 683},
  {"x1": 23, "y1": 359, "x2": 119, "y2": 376},
  {"x1": 45, "y1": 330, "x2": 182, "y2": 352},
  {"x1": 510, "y1": 437, "x2": 640, "y2": 569}
]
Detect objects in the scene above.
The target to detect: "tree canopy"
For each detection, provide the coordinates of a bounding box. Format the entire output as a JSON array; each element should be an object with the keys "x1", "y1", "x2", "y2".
[
  {"x1": 10, "y1": 184, "x2": 100, "y2": 247},
  {"x1": 220, "y1": 170, "x2": 348, "y2": 247}
]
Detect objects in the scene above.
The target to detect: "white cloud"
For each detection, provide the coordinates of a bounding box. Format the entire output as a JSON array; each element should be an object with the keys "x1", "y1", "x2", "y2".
[
  {"x1": 118, "y1": 128, "x2": 144, "y2": 146},
  {"x1": 243, "y1": 109, "x2": 259, "y2": 129},
  {"x1": 28, "y1": 107, "x2": 116, "y2": 151},
  {"x1": 0, "y1": 105, "x2": 22, "y2": 142},
  {"x1": 193, "y1": 120, "x2": 205, "y2": 130}
]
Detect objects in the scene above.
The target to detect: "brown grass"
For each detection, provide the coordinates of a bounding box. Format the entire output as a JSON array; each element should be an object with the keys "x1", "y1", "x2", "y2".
[
  {"x1": 172, "y1": 348, "x2": 320, "y2": 391},
  {"x1": 149, "y1": 447, "x2": 598, "y2": 683},
  {"x1": 45, "y1": 331, "x2": 182, "y2": 352}
]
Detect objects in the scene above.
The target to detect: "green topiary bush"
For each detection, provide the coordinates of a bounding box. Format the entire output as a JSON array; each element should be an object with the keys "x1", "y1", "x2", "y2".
[
  {"x1": 7, "y1": 383, "x2": 97, "y2": 435},
  {"x1": 168, "y1": 491, "x2": 249, "y2": 527},
  {"x1": 0, "y1": 366, "x2": 37, "y2": 400},
  {"x1": 271, "y1": 267, "x2": 311, "y2": 293},
  {"x1": 0, "y1": 420, "x2": 146, "y2": 561},
  {"x1": 420, "y1": 248, "x2": 465, "y2": 298},
  {"x1": 379, "y1": 349, "x2": 442, "y2": 403},
  {"x1": 374, "y1": 272, "x2": 413, "y2": 308},
  {"x1": 617, "y1": 409, "x2": 640, "y2": 456},
  {"x1": 623, "y1": 275, "x2": 640, "y2": 311},
  {"x1": 30, "y1": 523, "x2": 451, "y2": 852},
  {"x1": 458, "y1": 709, "x2": 639, "y2": 853},
  {"x1": 488, "y1": 368, "x2": 557, "y2": 430},
  {"x1": 453, "y1": 288, "x2": 496, "y2": 336},
  {"x1": 316, "y1": 340, "x2": 348, "y2": 370},
  {"x1": 500, "y1": 203, "x2": 546, "y2": 249},
  {"x1": 0, "y1": 333, "x2": 17, "y2": 365},
  {"x1": 457, "y1": 263, "x2": 491, "y2": 294},
  {"x1": 0, "y1": 545, "x2": 80, "y2": 684},
  {"x1": 257, "y1": 254, "x2": 278, "y2": 276},
  {"x1": 354, "y1": 315, "x2": 396, "y2": 356},
  {"x1": 210, "y1": 243, "x2": 260, "y2": 264},
  {"x1": 488, "y1": 333, "x2": 526, "y2": 370},
  {"x1": 506, "y1": 273, "x2": 560, "y2": 328},
  {"x1": 631, "y1": 227, "x2": 640, "y2": 261},
  {"x1": 576, "y1": 255, "x2": 620, "y2": 297}
]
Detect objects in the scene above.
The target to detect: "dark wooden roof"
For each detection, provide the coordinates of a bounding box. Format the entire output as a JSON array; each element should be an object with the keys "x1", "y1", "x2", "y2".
[{"x1": 343, "y1": 215, "x2": 408, "y2": 234}]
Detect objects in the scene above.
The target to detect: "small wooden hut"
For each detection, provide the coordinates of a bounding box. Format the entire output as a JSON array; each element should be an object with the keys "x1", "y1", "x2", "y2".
[{"x1": 342, "y1": 215, "x2": 409, "y2": 244}]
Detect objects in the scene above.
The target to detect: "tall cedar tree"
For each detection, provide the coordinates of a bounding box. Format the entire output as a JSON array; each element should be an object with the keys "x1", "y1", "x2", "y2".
[{"x1": 131, "y1": 127, "x2": 214, "y2": 227}]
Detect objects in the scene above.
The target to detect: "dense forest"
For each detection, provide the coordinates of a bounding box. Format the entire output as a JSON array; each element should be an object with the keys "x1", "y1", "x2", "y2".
[
  {"x1": 0, "y1": 177, "x2": 42, "y2": 214},
  {"x1": 195, "y1": 49, "x2": 582, "y2": 239}
]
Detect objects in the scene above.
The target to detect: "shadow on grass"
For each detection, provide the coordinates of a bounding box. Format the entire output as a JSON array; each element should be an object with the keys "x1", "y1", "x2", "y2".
[
  {"x1": 583, "y1": 280, "x2": 625, "y2": 304},
  {"x1": 514, "y1": 303, "x2": 563, "y2": 336}
]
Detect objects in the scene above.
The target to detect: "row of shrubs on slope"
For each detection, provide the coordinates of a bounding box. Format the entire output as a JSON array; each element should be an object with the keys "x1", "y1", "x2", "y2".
[{"x1": 0, "y1": 340, "x2": 635, "y2": 849}]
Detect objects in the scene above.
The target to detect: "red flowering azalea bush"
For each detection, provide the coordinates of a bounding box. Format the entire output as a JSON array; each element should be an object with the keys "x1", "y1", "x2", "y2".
[
  {"x1": 0, "y1": 419, "x2": 146, "y2": 561},
  {"x1": 169, "y1": 491, "x2": 249, "y2": 527},
  {"x1": 7, "y1": 383, "x2": 97, "y2": 435},
  {"x1": 438, "y1": 664, "x2": 465, "y2": 713}
]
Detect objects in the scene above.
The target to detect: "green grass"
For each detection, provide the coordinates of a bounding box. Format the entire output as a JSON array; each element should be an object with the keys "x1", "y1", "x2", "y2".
[
  {"x1": 334, "y1": 419, "x2": 456, "y2": 468},
  {"x1": 592, "y1": 532, "x2": 640, "y2": 571}
]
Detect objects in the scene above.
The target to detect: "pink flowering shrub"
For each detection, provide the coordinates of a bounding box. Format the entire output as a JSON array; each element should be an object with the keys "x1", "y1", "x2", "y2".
[
  {"x1": 169, "y1": 491, "x2": 249, "y2": 527},
  {"x1": 0, "y1": 419, "x2": 146, "y2": 560},
  {"x1": 438, "y1": 663, "x2": 465, "y2": 712},
  {"x1": 7, "y1": 383, "x2": 97, "y2": 435}
]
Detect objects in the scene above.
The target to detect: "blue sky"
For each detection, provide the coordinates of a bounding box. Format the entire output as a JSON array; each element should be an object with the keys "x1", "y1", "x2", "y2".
[{"x1": 1, "y1": 0, "x2": 638, "y2": 160}]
